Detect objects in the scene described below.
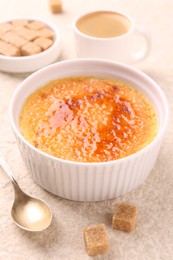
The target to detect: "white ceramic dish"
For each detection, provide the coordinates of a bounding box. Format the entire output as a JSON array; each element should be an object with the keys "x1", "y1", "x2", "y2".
[
  {"x1": 73, "y1": 10, "x2": 150, "y2": 63},
  {"x1": 9, "y1": 59, "x2": 169, "y2": 201},
  {"x1": 0, "y1": 16, "x2": 61, "y2": 73}
]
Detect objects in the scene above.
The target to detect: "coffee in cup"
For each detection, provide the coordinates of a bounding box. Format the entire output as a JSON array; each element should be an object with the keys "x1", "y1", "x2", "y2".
[
  {"x1": 76, "y1": 11, "x2": 132, "y2": 38},
  {"x1": 73, "y1": 10, "x2": 150, "y2": 63}
]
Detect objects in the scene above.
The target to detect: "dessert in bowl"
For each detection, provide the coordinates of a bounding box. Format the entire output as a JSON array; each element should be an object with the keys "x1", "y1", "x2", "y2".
[
  {"x1": 19, "y1": 76, "x2": 157, "y2": 163},
  {"x1": 9, "y1": 59, "x2": 168, "y2": 201}
]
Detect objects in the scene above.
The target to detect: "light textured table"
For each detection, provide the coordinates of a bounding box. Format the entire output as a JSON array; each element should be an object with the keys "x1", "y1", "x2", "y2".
[{"x1": 0, "y1": 0, "x2": 173, "y2": 259}]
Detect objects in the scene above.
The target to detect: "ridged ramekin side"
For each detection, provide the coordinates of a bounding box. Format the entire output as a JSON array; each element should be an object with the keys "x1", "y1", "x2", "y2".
[{"x1": 15, "y1": 132, "x2": 162, "y2": 201}]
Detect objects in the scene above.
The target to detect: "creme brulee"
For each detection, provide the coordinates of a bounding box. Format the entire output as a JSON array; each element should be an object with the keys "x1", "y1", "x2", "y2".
[{"x1": 19, "y1": 77, "x2": 158, "y2": 162}]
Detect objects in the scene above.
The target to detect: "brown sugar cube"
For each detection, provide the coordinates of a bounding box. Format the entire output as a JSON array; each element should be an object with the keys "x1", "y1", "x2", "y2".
[
  {"x1": 0, "y1": 40, "x2": 20, "y2": 56},
  {"x1": 27, "y1": 21, "x2": 46, "y2": 30},
  {"x1": 0, "y1": 31, "x2": 27, "y2": 48},
  {"x1": 0, "y1": 22, "x2": 12, "y2": 36},
  {"x1": 37, "y1": 28, "x2": 54, "y2": 40},
  {"x1": 21, "y1": 42, "x2": 42, "y2": 56},
  {"x1": 49, "y1": 0, "x2": 62, "y2": 13},
  {"x1": 33, "y1": 37, "x2": 53, "y2": 50},
  {"x1": 83, "y1": 224, "x2": 110, "y2": 256},
  {"x1": 11, "y1": 19, "x2": 29, "y2": 27},
  {"x1": 14, "y1": 26, "x2": 38, "y2": 41},
  {"x1": 112, "y1": 203, "x2": 137, "y2": 232}
]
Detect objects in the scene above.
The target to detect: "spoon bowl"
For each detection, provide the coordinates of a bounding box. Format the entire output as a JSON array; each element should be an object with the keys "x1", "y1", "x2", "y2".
[
  {"x1": 0, "y1": 152, "x2": 52, "y2": 231},
  {"x1": 11, "y1": 182, "x2": 52, "y2": 231}
]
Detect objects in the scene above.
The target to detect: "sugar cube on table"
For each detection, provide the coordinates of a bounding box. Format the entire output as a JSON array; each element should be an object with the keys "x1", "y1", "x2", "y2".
[
  {"x1": 112, "y1": 203, "x2": 138, "y2": 232},
  {"x1": 83, "y1": 224, "x2": 110, "y2": 256},
  {"x1": 49, "y1": 0, "x2": 62, "y2": 13}
]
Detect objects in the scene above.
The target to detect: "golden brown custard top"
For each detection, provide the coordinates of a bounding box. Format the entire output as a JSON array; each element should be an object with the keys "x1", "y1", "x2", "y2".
[{"x1": 19, "y1": 77, "x2": 158, "y2": 162}]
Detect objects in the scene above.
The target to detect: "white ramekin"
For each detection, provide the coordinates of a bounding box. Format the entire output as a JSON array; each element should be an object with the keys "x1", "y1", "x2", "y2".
[
  {"x1": 9, "y1": 59, "x2": 169, "y2": 201},
  {"x1": 0, "y1": 16, "x2": 61, "y2": 73}
]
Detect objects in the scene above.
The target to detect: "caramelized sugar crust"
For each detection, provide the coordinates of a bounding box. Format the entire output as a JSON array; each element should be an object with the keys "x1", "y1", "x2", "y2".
[{"x1": 19, "y1": 77, "x2": 158, "y2": 162}]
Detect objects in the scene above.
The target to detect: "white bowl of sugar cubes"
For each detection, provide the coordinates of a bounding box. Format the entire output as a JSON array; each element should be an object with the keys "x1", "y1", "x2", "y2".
[{"x1": 0, "y1": 16, "x2": 61, "y2": 73}]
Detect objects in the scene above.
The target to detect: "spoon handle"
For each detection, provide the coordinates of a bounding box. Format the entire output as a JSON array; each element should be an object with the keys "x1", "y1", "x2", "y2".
[{"x1": 0, "y1": 152, "x2": 17, "y2": 183}]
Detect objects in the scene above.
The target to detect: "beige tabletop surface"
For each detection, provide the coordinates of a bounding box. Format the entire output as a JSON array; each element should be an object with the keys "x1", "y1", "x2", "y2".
[{"x1": 0, "y1": 0, "x2": 173, "y2": 259}]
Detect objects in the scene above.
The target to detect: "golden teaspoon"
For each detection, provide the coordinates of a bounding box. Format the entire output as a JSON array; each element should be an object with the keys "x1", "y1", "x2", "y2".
[{"x1": 0, "y1": 152, "x2": 52, "y2": 231}]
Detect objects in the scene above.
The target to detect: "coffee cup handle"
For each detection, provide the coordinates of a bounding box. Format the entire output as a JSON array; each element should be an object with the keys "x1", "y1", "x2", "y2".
[{"x1": 131, "y1": 25, "x2": 151, "y2": 62}]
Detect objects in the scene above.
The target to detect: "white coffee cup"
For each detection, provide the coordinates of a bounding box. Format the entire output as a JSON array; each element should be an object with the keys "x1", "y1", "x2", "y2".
[{"x1": 73, "y1": 10, "x2": 150, "y2": 63}]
